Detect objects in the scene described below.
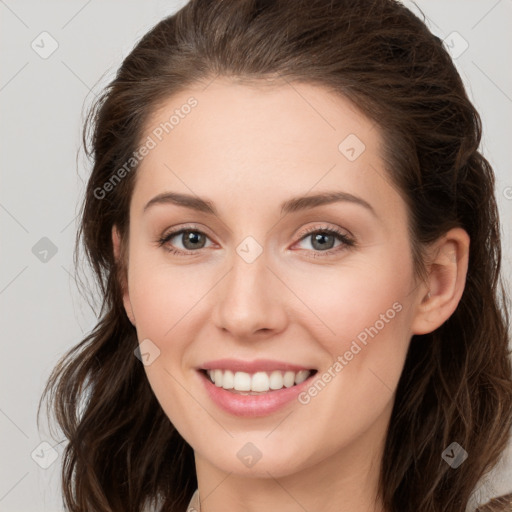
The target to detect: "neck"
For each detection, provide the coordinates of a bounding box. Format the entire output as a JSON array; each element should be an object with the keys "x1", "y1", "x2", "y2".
[{"x1": 193, "y1": 406, "x2": 391, "y2": 512}]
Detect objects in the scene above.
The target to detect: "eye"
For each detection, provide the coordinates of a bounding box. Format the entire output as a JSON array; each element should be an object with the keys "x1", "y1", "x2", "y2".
[
  {"x1": 156, "y1": 224, "x2": 355, "y2": 258},
  {"x1": 157, "y1": 225, "x2": 214, "y2": 255},
  {"x1": 293, "y1": 225, "x2": 355, "y2": 258}
]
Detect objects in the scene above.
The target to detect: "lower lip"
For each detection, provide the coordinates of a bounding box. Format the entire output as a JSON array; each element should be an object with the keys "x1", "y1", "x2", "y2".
[{"x1": 198, "y1": 370, "x2": 316, "y2": 417}]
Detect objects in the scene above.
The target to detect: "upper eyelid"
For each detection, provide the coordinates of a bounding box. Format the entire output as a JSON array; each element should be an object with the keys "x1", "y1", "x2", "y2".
[
  {"x1": 161, "y1": 224, "x2": 214, "y2": 241},
  {"x1": 160, "y1": 225, "x2": 214, "y2": 244},
  {"x1": 297, "y1": 224, "x2": 352, "y2": 238}
]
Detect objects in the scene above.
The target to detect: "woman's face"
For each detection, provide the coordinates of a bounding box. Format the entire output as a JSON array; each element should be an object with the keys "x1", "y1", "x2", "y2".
[{"x1": 118, "y1": 79, "x2": 427, "y2": 480}]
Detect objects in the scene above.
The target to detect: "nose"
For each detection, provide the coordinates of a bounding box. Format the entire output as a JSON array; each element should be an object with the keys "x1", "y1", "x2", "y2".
[{"x1": 211, "y1": 248, "x2": 288, "y2": 340}]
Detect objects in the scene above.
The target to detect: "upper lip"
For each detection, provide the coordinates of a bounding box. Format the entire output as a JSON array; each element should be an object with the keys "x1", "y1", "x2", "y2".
[{"x1": 199, "y1": 358, "x2": 315, "y2": 373}]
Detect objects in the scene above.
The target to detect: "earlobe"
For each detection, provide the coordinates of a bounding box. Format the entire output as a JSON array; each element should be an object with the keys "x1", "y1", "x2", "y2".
[
  {"x1": 112, "y1": 225, "x2": 136, "y2": 326},
  {"x1": 411, "y1": 228, "x2": 470, "y2": 335}
]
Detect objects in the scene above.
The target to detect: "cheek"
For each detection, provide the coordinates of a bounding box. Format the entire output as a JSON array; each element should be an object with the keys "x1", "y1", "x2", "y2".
[
  {"x1": 287, "y1": 251, "x2": 414, "y2": 354},
  {"x1": 127, "y1": 252, "x2": 214, "y2": 342},
  {"x1": 126, "y1": 253, "x2": 214, "y2": 438},
  {"x1": 289, "y1": 251, "x2": 414, "y2": 412}
]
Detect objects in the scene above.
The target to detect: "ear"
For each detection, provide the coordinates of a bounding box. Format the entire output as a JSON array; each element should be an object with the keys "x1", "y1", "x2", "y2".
[
  {"x1": 411, "y1": 227, "x2": 470, "y2": 335},
  {"x1": 112, "y1": 225, "x2": 136, "y2": 326}
]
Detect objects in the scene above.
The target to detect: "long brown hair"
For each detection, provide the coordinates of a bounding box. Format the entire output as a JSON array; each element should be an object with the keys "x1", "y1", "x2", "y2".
[{"x1": 38, "y1": 1, "x2": 512, "y2": 511}]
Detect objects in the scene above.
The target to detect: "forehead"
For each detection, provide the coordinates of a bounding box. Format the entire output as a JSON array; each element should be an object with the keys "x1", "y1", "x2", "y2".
[
  {"x1": 144, "y1": 77, "x2": 374, "y2": 159},
  {"x1": 132, "y1": 78, "x2": 401, "y2": 218}
]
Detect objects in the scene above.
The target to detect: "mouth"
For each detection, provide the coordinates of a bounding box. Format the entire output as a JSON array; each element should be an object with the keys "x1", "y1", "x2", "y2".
[
  {"x1": 198, "y1": 368, "x2": 318, "y2": 395},
  {"x1": 196, "y1": 358, "x2": 320, "y2": 416}
]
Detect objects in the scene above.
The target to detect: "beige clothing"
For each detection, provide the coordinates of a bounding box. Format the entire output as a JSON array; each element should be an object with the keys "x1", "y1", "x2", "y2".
[
  {"x1": 186, "y1": 489, "x2": 200, "y2": 511},
  {"x1": 184, "y1": 488, "x2": 512, "y2": 511}
]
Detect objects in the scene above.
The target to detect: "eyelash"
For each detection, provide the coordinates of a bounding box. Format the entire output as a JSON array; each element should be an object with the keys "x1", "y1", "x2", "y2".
[
  {"x1": 156, "y1": 224, "x2": 356, "y2": 259},
  {"x1": 298, "y1": 225, "x2": 355, "y2": 258}
]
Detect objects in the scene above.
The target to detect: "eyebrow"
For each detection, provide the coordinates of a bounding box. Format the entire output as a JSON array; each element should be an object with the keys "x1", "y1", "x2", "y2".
[{"x1": 143, "y1": 191, "x2": 376, "y2": 217}]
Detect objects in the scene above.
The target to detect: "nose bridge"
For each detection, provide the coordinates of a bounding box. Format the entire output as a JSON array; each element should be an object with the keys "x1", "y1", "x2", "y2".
[{"x1": 212, "y1": 240, "x2": 287, "y2": 337}]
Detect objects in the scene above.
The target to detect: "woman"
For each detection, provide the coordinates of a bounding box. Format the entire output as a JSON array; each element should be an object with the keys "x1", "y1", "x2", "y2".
[{"x1": 39, "y1": 1, "x2": 512, "y2": 511}]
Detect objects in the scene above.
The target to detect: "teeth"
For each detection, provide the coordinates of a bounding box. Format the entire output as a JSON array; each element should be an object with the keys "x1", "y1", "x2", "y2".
[
  {"x1": 251, "y1": 372, "x2": 269, "y2": 392},
  {"x1": 295, "y1": 370, "x2": 310, "y2": 384},
  {"x1": 283, "y1": 371, "x2": 295, "y2": 388},
  {"x1": 222, "y1": 370, "x2": 234, "y2": 390},
  {"x1": 206, "y1": 369, "x2": 313, "y2": 392},
  {"x1": 233, "y1": 371, "x2": 251, "y2": 391},
  {"x1": 269, "y1": 370, "x2": 283, "y2": 390}
]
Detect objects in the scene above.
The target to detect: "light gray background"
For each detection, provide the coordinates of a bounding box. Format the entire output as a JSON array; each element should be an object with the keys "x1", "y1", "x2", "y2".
[{"x1": 1, "y1": 1, "x2": 511, "y2": 510}]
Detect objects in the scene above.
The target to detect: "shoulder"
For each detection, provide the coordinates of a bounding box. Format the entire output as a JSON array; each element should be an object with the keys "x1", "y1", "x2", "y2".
[
  {"x1": 186, "y1": 489, "x2": 200, "y2": 512},
  {"x1": 474, "y1": 493, "x2": 512, "y2": 511}
]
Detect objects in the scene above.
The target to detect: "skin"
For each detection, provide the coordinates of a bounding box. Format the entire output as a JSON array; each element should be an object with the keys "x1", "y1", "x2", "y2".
[{"x1": 112, "y1": 77, "x2": 469, "y2": 512}]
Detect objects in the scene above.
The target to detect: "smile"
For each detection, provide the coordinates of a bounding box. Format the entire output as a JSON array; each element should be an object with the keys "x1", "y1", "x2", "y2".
[
  {"x1": 197, "y1": 359, "x2": 318, "y2": 417},
  {"x1": 204, "y1": 368, "x2": 314, "y2": 393}
]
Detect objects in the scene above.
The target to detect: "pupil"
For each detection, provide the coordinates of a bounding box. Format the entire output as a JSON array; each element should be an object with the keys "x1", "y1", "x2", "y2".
[
  {"x1": 184, "y1": 231, "x2": 204, "y2": 249},
  {"x1": 313, "y1": 233, "x2": 334, "y2": 250}
]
